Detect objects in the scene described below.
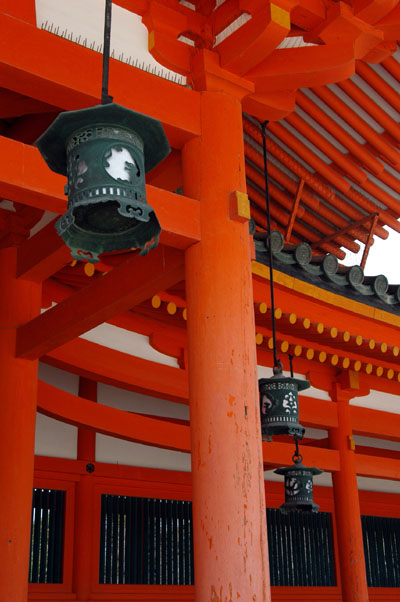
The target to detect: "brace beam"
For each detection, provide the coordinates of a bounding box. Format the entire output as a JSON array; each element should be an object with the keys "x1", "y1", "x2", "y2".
[{"x1": 17, "y1": 245, "x2": 185, "y2": 359}]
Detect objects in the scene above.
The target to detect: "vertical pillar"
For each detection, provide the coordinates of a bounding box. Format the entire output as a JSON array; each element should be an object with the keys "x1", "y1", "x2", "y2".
[
  {"x1": 183, "y1": 91, "x2": 270, "y2": 601},
  {"x1": 73, "y1": 377, "x2": 97, "y2": 601},
  {"x1": 0, "y1": 247, "x2": 41, "y2": 602},
  {"x1": 329, "y1": 383, "x2": 369, "y2": 602}
]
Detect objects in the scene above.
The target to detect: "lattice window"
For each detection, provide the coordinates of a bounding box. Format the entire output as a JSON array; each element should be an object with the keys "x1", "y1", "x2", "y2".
[
  {"x1": 29, "y1": 489, "x2": 65, "y2": 583},
  {"x1": 266, "y1": 508, "x2": 336, "y2": 586},
  {"x1": 362, "y1": 515, "x2": 400, "y2": 587},
  {"x1": 99, "y1": 495, "x2": 194, "y2": 585}
]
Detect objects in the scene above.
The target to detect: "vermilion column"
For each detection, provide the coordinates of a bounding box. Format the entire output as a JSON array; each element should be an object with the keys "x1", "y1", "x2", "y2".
[
  {"x1": 0, "y1": 247, "x2": 41, "y2": 602},
  {"x1": 73, "y1": 377, "x2": 97, "y2": 601},
  {"x1": 183, "y1": 91, "x2": 271, "y2": 601},
  {"x1": 329, "y1": 383, "x2": 369, "y2": 602}
]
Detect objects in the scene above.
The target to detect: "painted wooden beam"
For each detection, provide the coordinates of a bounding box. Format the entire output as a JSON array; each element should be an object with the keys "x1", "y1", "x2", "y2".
[
  {"x1": 263, "y1": 441, "x2": 340, "y2": 473},
  {"x1": 351, "y1": 405, "x2": 400, "y2": 442},
  {"x1": 355, "y1": 453, "x2": 400, "y2": 481},
  {"x1": 37, "y1": 380, "x2": 190, "y2": 453},
  {"x1": 0, "y1": 13, "x2": 200, "y2": 147},
  {"x1": 0, "y1": 137, "x2": 200, "y2": 278},
  {"x1": 16, "y1": 218, "x2": 72, "y2": 282},
  {"x1": 43, "y1": 337, "x2": 189, "y2": 403},
  {"x1": 17, "y1": 245, "x2": 185, "y2": 359}
]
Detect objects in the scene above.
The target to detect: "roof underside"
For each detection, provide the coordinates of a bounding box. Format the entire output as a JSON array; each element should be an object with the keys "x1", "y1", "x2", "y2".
[{"x1": 245, "y1": 52, "x2": 400, "y2": 261}]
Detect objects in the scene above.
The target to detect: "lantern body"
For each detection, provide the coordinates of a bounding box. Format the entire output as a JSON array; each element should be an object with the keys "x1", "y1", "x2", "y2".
[
  {"x1": 275, "y1": 460, "x2": 323, "y2": 513},
  {"x1": 259, "y1": 375, "x2": 308, "y2": 440},
  {"x1": 36, "y1": 103, "x2": 170, "y2": 262}
]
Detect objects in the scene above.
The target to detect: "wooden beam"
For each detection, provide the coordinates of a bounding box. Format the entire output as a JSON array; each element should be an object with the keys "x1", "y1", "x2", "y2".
[
  {"x1": 37, "y1": 380, "x2": 190, "y2": 453},
  {"x1": 0, "y1": 137, "x2": 200, "y2": 265},
  {"x1": 355, "y1": 453, "x2": 400, "y2": 481},
  {"x1": 17, "y1": 245, "x2": 185, "y2": 359},
  {"x1": 16, "y1": 218, "x2": 71, "y2": 282},
  {"x1": 351, "y1": 405, "x2": 400, "y2": 442},
  {"x1": 43, "y1": 337, "x2": 189, "y2": 403},
  {"x1": 0, "y1": 13, "x2": 200, "y2": 147},
  {"x1": 263, "y1": 440, "x2": 340, "y2": 472},
  {"x1": 299, "y1": 394, "x2": 338, "y2": 429},
  {"x1": 0, "y1": 136, "x2": 66, "y2": 214}
]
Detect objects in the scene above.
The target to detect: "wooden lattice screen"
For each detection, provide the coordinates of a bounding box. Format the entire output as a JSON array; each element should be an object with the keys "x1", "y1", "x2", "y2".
[
  {"x1": 362, "y1": 515, "x2": 400, "y2": 587},
  {"x1": 99, "y1": 495, "x2": 194, "y2": 585},
  {"x1": 266, "y1": 508, "x2": 336, "y2": 586},
  {"x1": 29, "y1": 488, "x2": 65, "y2": 583}
]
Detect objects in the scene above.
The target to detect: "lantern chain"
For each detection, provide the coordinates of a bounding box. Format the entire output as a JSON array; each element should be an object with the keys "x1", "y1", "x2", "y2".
[
  {"x1": 101, "y1": 0, "x2": 114, "y2": 105},
  {"x1": 292, "y1": 435, "x2": 303, "y2": 464},
  {"x1": 261, "y1": 121, "x2": 281, "y2": 374}
]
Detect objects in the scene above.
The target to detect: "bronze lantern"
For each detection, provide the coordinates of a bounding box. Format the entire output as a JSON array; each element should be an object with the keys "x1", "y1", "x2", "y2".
[
  {"x1": 259, "y1": 367, "x2": 308, "y2": 440},
  {"x1": 274, "y1": 450, "x2": 323, "y2": 513},
  {"x1": 36, "y1": 103, "x2": 170, "y2": 263}
]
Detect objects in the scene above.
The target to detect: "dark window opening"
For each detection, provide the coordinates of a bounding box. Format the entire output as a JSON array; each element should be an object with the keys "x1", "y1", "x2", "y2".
[
  {"x1": 362, "y1": 515, "x2": 400, "y2": 587},
  {"x1": 266, "y1": 508, "x2": 336, "y2": 586},
  {"x1": 29, "y1": 488, "x2": 65, "y2": 583},
  {"x1": 99, "y1": 495, "x2": 194, "y2": 585}
]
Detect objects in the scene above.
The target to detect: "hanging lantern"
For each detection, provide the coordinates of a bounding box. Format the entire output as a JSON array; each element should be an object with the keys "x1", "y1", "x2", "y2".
[
  {"x1": 36, "y1": 103, "x2": 170, "y2": 263},
  {"x1": 258, "y1": 367, "x2": 308, "y2": 440},
  {"x1": 274, "y1": 449, "x2": 323, "y2": 513}
]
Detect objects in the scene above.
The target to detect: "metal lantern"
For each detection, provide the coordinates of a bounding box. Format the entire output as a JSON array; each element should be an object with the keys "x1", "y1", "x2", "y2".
[
  {"x1": 258, "y1": 367, "x2": 308, "y2": 440},
  {"x1": 274, "y1": 451, "x2": 323, "y2": 513},
  {"x1": 36, "y1": 103, "x2": 170, "y2": 263}
]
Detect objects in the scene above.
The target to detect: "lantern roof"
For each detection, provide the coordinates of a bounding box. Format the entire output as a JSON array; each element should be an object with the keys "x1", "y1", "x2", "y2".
[{"x1": 35, "y1": 102, "x2": 170, "y2": 177}]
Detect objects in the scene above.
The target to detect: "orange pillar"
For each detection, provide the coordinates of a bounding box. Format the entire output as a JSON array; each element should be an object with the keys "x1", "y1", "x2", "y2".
[
  {"x1": 0, "y1": 247, "x2": 41, "y2": 602},
  {"x1": 73, "y1": 377, "x2": 97, "y2": 601},
  {"x1": 183, "y1": 91, "x2": 271, "y2": 601},
  {"x1": 329, "y1": 383, "x2": 369, "y2": 602}
]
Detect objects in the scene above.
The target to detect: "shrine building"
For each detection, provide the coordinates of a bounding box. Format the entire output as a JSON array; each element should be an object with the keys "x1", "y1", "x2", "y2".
[{"x1": 0, "y1": 1, "x2": 400, "y2": 601}]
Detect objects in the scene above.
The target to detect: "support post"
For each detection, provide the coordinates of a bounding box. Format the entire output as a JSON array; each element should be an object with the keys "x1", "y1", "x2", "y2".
[
  {"x1": 0, "y1": 247, "x2": 41, "y2": 602},
  {"x1": 329, "y1": 383, "x2": 369, "y2": 602},
  {"x1": 73, "y1": 377, "x2": 97, "y2": 601},
  {"x1": 183, "y1": 91, "x2": 271, "y2": 601}
]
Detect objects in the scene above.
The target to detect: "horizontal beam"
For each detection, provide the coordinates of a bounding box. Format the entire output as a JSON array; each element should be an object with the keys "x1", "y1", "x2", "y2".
[
  {"x1": 17, "y1": 245, "x2": 185, "y2": 359},
  {"x1": 299, "y1": 394, "x2": 338, "y2": 429},
  {"x1": 263, "y1": 441, "x2": 340, "y2": 473},
  {"x1": 355, "y1": 453, "x2": 400, "y2": 481},
  {"x1": 43, "y1": 337, "x2": 189, "y2": 403},
  {"x1": 0, "y1": 13, "x2": 200, "y2": 147},
  {"x1": 0, "y1": 136, "x2": 66, "y2": 214},
  {"x1": 0, "y1": 137, "x2": 199, "y2": 280},
  {"x1": 351, "y1": 405, "x2": 400, "y2": 442},
  {"x1": 37, "y1": 380, "x2": 190, "y2": 453}
]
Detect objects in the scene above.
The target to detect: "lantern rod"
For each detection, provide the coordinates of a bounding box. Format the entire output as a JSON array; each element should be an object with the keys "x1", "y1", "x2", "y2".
[
  {"x1": 288, "y1": 354, "x2": 294, "y2": 378},
  {"x1": 101, "y1": 0, "x2": 113, "y2": 105},
  {"x1": 261, "y1": 121, "x2": 281, "y2": 374}
]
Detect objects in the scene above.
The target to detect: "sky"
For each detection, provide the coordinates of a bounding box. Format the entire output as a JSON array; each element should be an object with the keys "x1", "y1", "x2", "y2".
[
  {"x1": 35, "y1": 0, "x2": 400, "y2": 284},
  {"x1": 341, "y1": 226, "x2": 400, "y2": 282}
]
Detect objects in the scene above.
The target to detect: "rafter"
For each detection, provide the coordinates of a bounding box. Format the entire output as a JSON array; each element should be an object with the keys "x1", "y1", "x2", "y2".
[{"x1": 17, "y1": 245, "x2": 185, "y2": 359}]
